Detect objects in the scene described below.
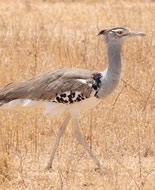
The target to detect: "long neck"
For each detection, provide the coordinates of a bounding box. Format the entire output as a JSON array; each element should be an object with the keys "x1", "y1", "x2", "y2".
[{"x1": 106, "y1": 42, "x2": 121, "y2": 80}]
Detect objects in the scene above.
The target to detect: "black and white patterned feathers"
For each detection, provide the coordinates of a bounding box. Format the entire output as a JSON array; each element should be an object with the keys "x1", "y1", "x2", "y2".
[
  {"x1": 52, "y1": 72, "x2": 102, "y2": 104},
  {"x1": 0, "y1": 68, "x2": 102, "y2": 106}
]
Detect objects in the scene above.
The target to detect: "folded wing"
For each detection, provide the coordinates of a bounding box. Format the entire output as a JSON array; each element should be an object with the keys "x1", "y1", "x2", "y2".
[{"x1": 0, "y1": 68, "x2": 96, "y2": 105}]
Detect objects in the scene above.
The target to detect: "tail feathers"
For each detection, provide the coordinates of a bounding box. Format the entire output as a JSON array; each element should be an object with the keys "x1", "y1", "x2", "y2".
[
  {"x1": 0, "y1": 98, "x2": 66, "y2": 119},
  {"x1": 0, "y1": 98, "x2": 47, "y2": 111},
  {"x1": 0, "y1": 100, "x2": 9, "y2": 106},
  {"x1": 0, "y1": 99, "x2": 35, "y2": 110}
]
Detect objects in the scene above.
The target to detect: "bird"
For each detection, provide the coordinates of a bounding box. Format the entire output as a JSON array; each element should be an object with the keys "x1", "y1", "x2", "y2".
[{"x1": 0, "y1": 27, "x2": 145, "y2": 170}]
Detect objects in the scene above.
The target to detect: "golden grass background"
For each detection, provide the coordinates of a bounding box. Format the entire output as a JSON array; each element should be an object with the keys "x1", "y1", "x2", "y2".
[{"x1": 0, "y1": 0, "x2": 154, "y2": 189}]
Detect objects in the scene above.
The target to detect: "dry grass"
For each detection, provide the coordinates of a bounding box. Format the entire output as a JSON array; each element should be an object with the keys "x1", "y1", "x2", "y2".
[{"x1": 0, "y1": 0, "x2": 154, "y2": 189}]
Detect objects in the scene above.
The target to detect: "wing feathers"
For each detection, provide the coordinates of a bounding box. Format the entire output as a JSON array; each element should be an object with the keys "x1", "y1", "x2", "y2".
[{"x1": 0, "y1": 68, "x2": 95, "y2": 103}]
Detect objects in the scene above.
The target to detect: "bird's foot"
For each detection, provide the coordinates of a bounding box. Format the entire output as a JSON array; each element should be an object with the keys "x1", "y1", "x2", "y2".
[
  {"x1": 45, "y1": 164, "x2": 53, "y2": 171},
  {"x1": 95, "y1": 160, "x2": 103, "y2": 170}
]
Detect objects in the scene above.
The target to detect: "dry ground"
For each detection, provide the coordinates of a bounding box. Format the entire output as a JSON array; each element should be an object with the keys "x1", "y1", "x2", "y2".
[{"x1": 0, "y1": 0, "x2": 154, "y2": 189}]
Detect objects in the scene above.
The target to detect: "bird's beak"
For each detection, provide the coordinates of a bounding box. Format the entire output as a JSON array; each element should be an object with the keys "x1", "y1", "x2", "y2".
[{"x1": 129, "y1": 31, "x2": 145, "y2": 36}]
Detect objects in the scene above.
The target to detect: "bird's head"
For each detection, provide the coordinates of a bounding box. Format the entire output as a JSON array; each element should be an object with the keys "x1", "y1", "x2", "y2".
[{"x1": 97, "y1": 27, "x2": 145, "y2": 44}]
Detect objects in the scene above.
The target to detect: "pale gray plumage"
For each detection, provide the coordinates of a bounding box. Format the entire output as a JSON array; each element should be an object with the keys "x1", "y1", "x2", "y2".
[
  {"x1": 0, "y1": 68, "x2": 95, "y2": 104},
  {"x1": 0, "y1": 27, "x2": 145, "y2": 170}
]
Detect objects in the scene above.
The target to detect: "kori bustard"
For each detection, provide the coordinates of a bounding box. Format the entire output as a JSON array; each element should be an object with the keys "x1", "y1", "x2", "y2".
[{"x1": 0, "y1": 27, "x2": 145, "y2": 170}]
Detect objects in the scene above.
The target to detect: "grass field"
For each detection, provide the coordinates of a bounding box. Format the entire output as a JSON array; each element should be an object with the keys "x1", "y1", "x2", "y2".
[{"x1": 0, "y1": 0, "x2": 154, "y2": 189}]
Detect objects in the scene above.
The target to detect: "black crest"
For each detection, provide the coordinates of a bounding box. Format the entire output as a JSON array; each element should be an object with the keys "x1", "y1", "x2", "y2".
[{"x1": 97, "y1": 29, "x2": 107, "y2": 36}]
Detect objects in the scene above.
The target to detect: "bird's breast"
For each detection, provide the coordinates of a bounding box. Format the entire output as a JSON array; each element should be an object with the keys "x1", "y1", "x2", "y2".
[{"x1": 97, "y1": 78, "x2": 120, "y2": 98}]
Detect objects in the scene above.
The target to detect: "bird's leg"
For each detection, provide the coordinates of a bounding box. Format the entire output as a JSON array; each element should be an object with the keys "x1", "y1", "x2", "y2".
[
  {"x1": 73, "y1": 118, "x2": 101, "y2": 168},
  {"x1": 46, "y1": 114, "x2": 71, "y2": 170}
]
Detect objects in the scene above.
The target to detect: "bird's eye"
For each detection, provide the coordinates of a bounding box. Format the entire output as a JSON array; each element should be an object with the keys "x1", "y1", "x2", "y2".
[{"x1": 117, "y1": 31, "x2": 123, "y2": 35}]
